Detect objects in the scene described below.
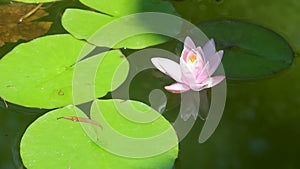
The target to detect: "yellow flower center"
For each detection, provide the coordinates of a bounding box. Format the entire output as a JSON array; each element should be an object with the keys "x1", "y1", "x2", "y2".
[{"x1": 189, "y1": 52, "x2": 197, "y2": 63}]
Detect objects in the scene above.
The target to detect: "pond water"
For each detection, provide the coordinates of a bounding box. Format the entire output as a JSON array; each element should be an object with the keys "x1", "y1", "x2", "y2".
[{"x1": 0, "y1": 0, "x2": 300, "y2": 169}]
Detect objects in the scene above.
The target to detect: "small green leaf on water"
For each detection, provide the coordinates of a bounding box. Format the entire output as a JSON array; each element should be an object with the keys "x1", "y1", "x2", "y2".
[
  {"x1": 0, "y1": 34, "x2": 129, "y2": 108},
  {"x1": 198, "y1": 20, "x2": 294, "y2": 79},
  {"x1": 20, "y1": 101, "x2": 178, "y2": 169}
]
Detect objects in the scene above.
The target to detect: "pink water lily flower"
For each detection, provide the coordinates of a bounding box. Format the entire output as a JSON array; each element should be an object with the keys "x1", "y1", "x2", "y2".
[{"x1": 151, "y1": 37, "x2": 225, "y2": 93}]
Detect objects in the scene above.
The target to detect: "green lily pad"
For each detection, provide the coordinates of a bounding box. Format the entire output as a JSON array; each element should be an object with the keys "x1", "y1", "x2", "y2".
[
  {"x1": 0, "y1": 34, "x2": 129, "y2": 108},
  {"x1": 172, "y1": 0, "x2": 300, "y2": 55},
  {"x1": 61, "y1": 9, "x2": 114, "y2": 41},
  {"x1": 89, "y1": 99, "x2": 178, "y2": 158},
  {"x1": 62, "y1": 2, "x2": 180, "y2": 49},
  {"x1": 20, "y1": 100, "x2": 178, "y2": 169},
  {"x1": 79, "y1": 0, "x2": 178, "y2": 16},
  {"x1": 198, "y1": 20, "x2": 294, "y2": 79}
]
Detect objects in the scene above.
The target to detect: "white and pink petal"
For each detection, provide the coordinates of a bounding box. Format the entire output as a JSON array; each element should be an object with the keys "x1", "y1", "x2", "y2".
[
  {"x1": 181, "y1": 37, "x2": 196, "y2": 61},
  {"x1": 195, "y1": 62, "x2": 210, "y2": 83},
  {"x1": 203, "y1": 39, "x2": 217, "y2": 60},
  {"x1": 207, "y1": 50, "x2": 224, "y2": 76},
  {"x1": 151, "y1": 57, "x2": 183, "y2": 83},
  {"x1": 189, "y1": 76, "x2": 225, "y2": 91},
  {"x1": 184, "y1": 36, "x2": 196, "y2": 51},
  {"x1": 202, "y1": 76, "x2": 225, "y2": 88},
  {"x1": 164, "y1": 83, "x2": 190, "y2": 93},
  {"x1": 180, "y1": 57, "x2": 197, "y2": 84}
]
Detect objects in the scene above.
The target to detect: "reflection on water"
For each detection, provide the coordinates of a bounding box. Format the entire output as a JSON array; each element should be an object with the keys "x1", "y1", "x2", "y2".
[
  {"x1": 0, "y1": 0, "x2": 300, "y2": 168},
  {"x1": 130, "y1": 59, "x2": 300, "y2": 169}
]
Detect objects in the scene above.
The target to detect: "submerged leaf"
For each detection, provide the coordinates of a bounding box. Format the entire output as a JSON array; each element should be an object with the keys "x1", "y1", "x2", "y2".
[
  {"x1": 0, "y1": 3, "x2": 48, "y2": 23},
  {"x1": 20, "y1": 101, "x2": 178, "y2": 169},
  {"x1": 0, "y1": 3, "x2": 52, "y2": 46},
  {"x1": 198, "y1": 20, "x2": 294, "y2": 79}
]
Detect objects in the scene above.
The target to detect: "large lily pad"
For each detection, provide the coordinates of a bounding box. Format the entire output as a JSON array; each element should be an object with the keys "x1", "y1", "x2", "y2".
[
  {"x1": 198, "y1": 20, "x2": 294, "y2": 79},
  {"x1": 62, "y1": 0, "x2": 180, "y2": 49},
  {"x1": 0, "y1": 34, "x2": 129, "y2": 108},
  {"x1": 172, "y1": 0, "x2": 300, "y2": 54},
  {"x1": 89, "y1": 99, "x2": 178, "y2": 158},
  {"x1": 79, "y1": 0, "x2": 178, "y2": 16},
  {"x1": 20, "y1": 100, "x2": 178, "y2": 169},
  {"x1": 0, "y1": 3, "x2": 52, "y2": 46}
]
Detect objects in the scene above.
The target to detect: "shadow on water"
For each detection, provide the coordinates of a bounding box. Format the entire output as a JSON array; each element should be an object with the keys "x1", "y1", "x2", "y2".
[{"x1": 0, "y1": 102, "x2": 47, "y2": 169}]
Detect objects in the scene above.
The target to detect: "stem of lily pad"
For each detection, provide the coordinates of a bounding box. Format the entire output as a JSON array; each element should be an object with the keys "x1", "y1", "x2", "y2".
[
  {"x1": 1, "y1": 98, "x2": 8, "y2": 108},
  {"x1": 57, "y1": 116, "x2": 103, "y2": 129},
  {"x1": 18, "y1": 3, "x2": 43, "y2": 23}
]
